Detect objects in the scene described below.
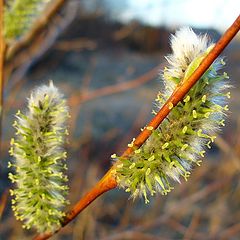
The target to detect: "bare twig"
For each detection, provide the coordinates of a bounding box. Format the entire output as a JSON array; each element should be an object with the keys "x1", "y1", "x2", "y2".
[
  {"x1": 219, "y1": 223, "x2": 240, "y2": 239},
  {"x1": 0, "y1": 0, "x2": 4, "y2": 109},
  {"x1": 54, "y1": 38, "x2": 97, "y2": 51},
  {"x1": 100, "y1": 230, "x2": 165, "y2": 240},
  {"x1": 34, "y1": 15, "x2": 240, "y2": 240},
  {"x1": 69, "y1": 64, "x2": 161, "y2": 106},
  {"x1": 0, "y1": 189, "x2": 8, "y2": 219},
  {"x1": 183, "y1": 211, "x2": 200, "y2": 240}
]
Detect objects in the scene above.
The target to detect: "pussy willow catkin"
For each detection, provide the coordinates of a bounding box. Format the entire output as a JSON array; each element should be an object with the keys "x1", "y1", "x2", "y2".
[
  {"x1": 9, "y1": 81, "x2": 69, "y2": 233},
  {"x1": 4, "y1": 0, "x2": 50, "y2": 40},
  {"x1": 114, "y1": 27, "x2": 231, "y2": 203}
]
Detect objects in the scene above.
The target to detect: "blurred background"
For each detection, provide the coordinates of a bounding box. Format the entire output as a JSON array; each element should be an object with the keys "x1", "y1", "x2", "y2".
[{"x1": 0, "y1": 0, "x2": 239, "y2": 239}]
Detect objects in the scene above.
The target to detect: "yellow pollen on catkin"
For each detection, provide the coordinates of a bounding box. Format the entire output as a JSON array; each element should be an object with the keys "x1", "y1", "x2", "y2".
[
  {"x1": 168, "y1": 102, "x2": 174, "y2": 109},
  {"x1": 128, "y1": 142, "x2": 134, "y2": 148},
  {"x1": 210, "y1": 136, "x2": 216, "y2": 142},
  {"x1": 202, "y1": 95, "x2": 207, "y2": 103},
  {"x1": 128, "y1": 138, "x2": 136, "y2": 147},
  {"x1": 116, "y1": 163, "x2": 123, "y2": 168},
  {"x1": 219, "y1": 119, "x2": 225, "y2": 126},
  {"x1": 129, "y1": 163, "x2": 135, "y2": 169},
  {"x1": 196, "y1": 160, "x2": 202, "y2": 166},
  {"x1": 148, "y1": 155, "x2": 155, "y2": 161},
  {"x1": 162, "y1": 142, "x2": 169, "y2": 149},
  {"x1": 223, "y1": 72, "x2": 229, "y2": 79},
  {"x1": 205, "y1": 112, "x2": 210, "y2": 118},
  {"x1": 183, "y1": 95, "x2": 190, "y2": 103},
  {"x1": 146, "y1": 126, "x2": 154, "y2": 131},
  {"x1": 199, "y1": 151, "x2": 206, "y2": 157},
  {"x1": 220, "y1": 59, "x2": 226, "y2": 65},
  {"x1": 197, "y1": 129, "x2": 203, "y2": 137},
  {"x1": 134, "y1": 149, "x2": 141, "y2": 154},
  {"x1": 182, "y1": 126, "x2": 188, "y2": 134},
  {"x1": 206, "y1": 141, "x2": 211, "y2": 149},
  {"x1": 10, "y1": 138, "x2": 15, "y2": 145},
  {"x1": 192, "y1": 110, "x2": 197, "y2": 118},
  {"x1": 152, "y1": 110, "x2": 157, "y2": 115},
  {"x1": 146, "y1": 168, "x2": 151, "y2": 176},
  {"x1": 181, "y1": 144, "x2": 188, "y2": 151},
  {"x1": 224, "y1": 105, "x2": 229, "y2": 111},
  {"x1": 13, "y1": 120, "x2": 17, "y2": 127}
]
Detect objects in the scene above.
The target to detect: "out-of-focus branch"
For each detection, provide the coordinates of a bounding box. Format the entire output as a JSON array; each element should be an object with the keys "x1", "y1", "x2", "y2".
[
  {"x1": 0, "y1": 0, "x2": 6, "y2": 153},
  {"x1": 0, "y1": 189, "x2": 8, "y2": 219},
  {"x1": 34, "y1": 15, "x2": 240, "y2": 240},
  {"x1": 6, "y1": 0, "x2": 67, "y2": 61},
  {"x1": 0, "y1": 0, "x2": 4, "y2": 109},
  {"x1": 69, "y1": 64, "x2": 161, "y2": 106},
  {"x1": 54, "y1": 38, "x2": 97, "y2": 51}
]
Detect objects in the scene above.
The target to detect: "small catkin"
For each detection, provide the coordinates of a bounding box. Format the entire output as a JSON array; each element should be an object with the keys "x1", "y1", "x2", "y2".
[
  {"x1": 114, "y1": 28, "x2": 231, "y2": 204},
  {"x1": 9, "y1": 81, "x2": 69, "y2": 233}
]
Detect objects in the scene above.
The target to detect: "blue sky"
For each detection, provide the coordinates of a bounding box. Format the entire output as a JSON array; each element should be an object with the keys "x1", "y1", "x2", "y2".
[{"x1": 108, "y1": 0, "x2": 239, "y2": 32}]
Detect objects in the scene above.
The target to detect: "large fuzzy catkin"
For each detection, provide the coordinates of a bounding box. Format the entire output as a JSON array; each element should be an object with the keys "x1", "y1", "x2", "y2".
[
  {"x1": 114, "y1": 28, "x2": 231, "y2": 203},
  {"x1": 9, "y1": 81, "x2": 69, "y2": 233}
]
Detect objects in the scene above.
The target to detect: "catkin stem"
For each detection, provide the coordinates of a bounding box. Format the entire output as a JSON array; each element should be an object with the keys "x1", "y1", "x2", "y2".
[{"x1": 34, "y1": 15, "x2": 240, "y2": 240}]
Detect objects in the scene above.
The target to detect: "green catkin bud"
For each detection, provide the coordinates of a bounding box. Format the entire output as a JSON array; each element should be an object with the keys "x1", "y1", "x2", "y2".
[
  {"x1": 9, "y1": 81, "x2": 69, "y2": 233},
  {"x1": 114, "y1": 27, "x2": 231, "y2": 204}
]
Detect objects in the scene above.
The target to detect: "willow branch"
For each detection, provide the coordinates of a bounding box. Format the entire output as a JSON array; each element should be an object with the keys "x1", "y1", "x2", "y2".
[
  {"x1": 34, "y1": 15, "x2": 240, "y2": 240},
  {"x1": 6, "y1": 0, "x2": 66, "y2": 61},
  {"x1": 0, "y1": 0, "x2": 6, "y2": 153}
]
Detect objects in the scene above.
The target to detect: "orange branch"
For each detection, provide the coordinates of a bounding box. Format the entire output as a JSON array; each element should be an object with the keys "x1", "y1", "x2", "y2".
[
  {"x1": 34, "y1": 15, "x2": 240, "y2": 240},
  {"x1": 0, "y1": 0, "x2": 6, "y2": 155}
]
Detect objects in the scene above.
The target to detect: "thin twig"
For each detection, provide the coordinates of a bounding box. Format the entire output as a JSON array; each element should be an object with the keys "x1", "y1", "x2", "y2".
[
  {"x1": 219, "y1": 223, "x2": 240, "y2": 239},
  {"x1": 183, "y1": 211, "x2": 200, "y2": 240},
  {"x1": 100, "y1": 230, "x2": 164, "y2": 240},
  {"x1": 34, "y1": 15, "x2": 240, "y2": 240},
  {"x1": 0, "y1": 0, "x2": 6, "y2": 155},
  {"x1": 54, "y1": 38, "x2": 97, "y2": 51},
  {"x1": 69, "y1": 64, "x2": 161, "y2": 106}
]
